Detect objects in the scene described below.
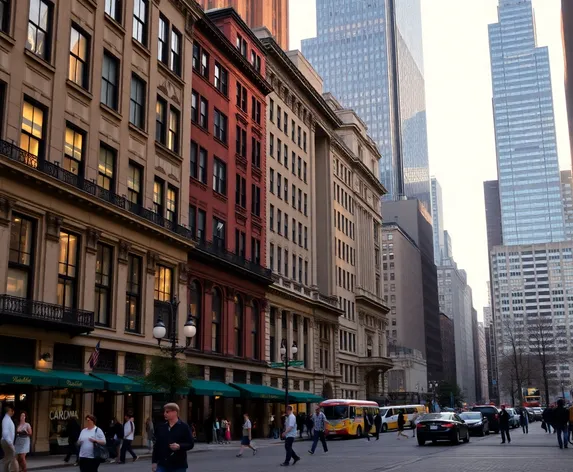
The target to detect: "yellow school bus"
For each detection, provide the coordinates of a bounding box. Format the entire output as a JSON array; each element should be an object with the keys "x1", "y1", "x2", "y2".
[{"x1": 321, "y1": 399, "x2": 380, "y2": 438}]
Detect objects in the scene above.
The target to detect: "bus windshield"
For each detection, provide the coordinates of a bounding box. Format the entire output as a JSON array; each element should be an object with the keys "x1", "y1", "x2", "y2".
[{"x1": 323, "y1": 405, "x2": 349, "y2": 420}]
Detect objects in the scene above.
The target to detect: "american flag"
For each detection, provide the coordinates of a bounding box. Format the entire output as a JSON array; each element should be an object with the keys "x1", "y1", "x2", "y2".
[{"x1": 87, "y1": 341, "x2": 101, "y2": 369}]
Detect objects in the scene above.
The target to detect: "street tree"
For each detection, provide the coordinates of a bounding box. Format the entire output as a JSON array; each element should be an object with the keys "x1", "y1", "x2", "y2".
[{"x1": 144, "y1": 355, "x2": 189, "y2": 400}]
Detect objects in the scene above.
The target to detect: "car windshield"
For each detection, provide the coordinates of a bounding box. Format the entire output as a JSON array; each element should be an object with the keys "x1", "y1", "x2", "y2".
[
  {"x1": 460, "y1": 412, "x2": 481, "y2": 420},
  {"x1": 506, "y1": 408, "x2": 515, "y2": 414},
  {"x1": 379, "y1": 408, "x2": 389, "y2": 417},
  {"x1": 421, "y1": 413, "x2": 454, "y2": 421},
  {"x1": 323, "y1": 405, "x2": 348, "y2": 420}
]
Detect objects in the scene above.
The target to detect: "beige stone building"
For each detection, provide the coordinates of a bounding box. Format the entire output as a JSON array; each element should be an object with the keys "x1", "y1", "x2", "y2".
[{"x1": 0, "y1": 0, "x2": 203, "y2": 454}]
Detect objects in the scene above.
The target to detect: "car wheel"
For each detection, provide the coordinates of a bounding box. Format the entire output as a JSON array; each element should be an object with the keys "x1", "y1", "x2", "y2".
[
  {"x1": 432, "y1": 439, "x2": 437, "y2": 444},
  {"x1": 417, "y1": 438, "x2": 425, "y2": 446},
  {"x1": 480, "y1": 427, "x2": 485, "y2": 437},
  {"x1": 382, "y1": 424, "x2": 388, "y2": 433},
  {"x1": 451, "y1": 430, "x2": 460, "y2": 445},
  {"x1": 463, "y1": 430, "x2": 470, "y2": 443},
  {"x1": 356, "y1": 426, "x2": 362, "y2": 438}
]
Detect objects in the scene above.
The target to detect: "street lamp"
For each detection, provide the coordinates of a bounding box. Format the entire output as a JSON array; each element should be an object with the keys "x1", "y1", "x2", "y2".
[
  {"x1": 428, "y1": 381, "x2": 439, "y2": 412},
  {"x1": 153, "y1": 297, "x2": 196, "y2": 399},
  {"x1": 280, "y1": 339, "x2": 298, "y2": 413}
]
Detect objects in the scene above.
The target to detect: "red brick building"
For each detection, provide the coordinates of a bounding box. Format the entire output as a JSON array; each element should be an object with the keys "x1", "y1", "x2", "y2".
[{"x1": 186, "y1": 8, "x2": 273, "y2": 434}]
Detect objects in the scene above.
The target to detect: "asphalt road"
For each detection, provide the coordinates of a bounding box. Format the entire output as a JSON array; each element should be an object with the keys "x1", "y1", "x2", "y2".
[{"x1": 37, "y1": 425, "x2": 571, "y2": 472}]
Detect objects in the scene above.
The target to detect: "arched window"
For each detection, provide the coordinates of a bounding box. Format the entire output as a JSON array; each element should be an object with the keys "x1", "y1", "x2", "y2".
[
  {"x1": 189, "y1": 281, "x2": 201, "y2": 349},
  {"x1": 251, "y1": 301, "x2": 260, "y2": 360},
  {"x1": 234, "y1": 295, "x2": 243, "y2": 357},
  {"x1": 211, "y1": 287, "x2": 222, "y2": 352}
]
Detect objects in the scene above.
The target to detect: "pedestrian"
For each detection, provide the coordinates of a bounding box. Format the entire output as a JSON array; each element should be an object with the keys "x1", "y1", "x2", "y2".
[
  {"x1": 542, "y1": 407, "x2": 554, "y2": 434},
  {"x1": 151, "y1": 403, "x2": 194, "y2": 472},
  {"x1": 14, "y1": 412, "x2": 31, "y2": 472},
  {"x1": 64, "y1": 417, "x2": 81, "y2": 465},
  {"x1": 1, "y1": 405, "x2": 16, "y2": 472},
  {"x1": 553, "y1": 399, "x2": 569, "y2": 449},
  {"x1": 220, "y1": 418, "x2": 228, "y2": 444},
  {"x1": 519, "y1": 408, "x2": 529, "y2": 434},
  {"x1": 308, "y1": 406, "x2": 328, "y2": 455},
  {"x1": 204, "y1": 410, "x2": 214, "y2": 444},
  {"x1": 374, "y1": 411, "x2": 382, "y2": 440},
  {"x1": 236, "y1": 413, "x2": 257, "y2": 457},
  {"x1": 109, "y1": 418, "x2": 123, "y2": 462},
  {"x1": 396, "y1": 410, "x2": 408, "y2": 439},
  {"x1": 364, "y1": 411, "x2": 373, "y2": 441},
  {"x1": 77, "y1": 414, "x2": 106, "y2": 472},
  {"x1": 568, "y1": 403, "x2": 573, "y2": 443},
  {"x1": 280, "y1": 406, "x2": 300, "y2": 467},
  {"x1": 305, "y1": 414, "x2": 313, "y2": 440},
  {"x1": 499, "y1": 405, "x2": 511, "y2": 444},
  {"x1": 411, "y1": 411, "x2": 419, "y2": 438},
  {"x1": 297, "y1": 414, "x2": 304, "y2": 439},
  {"x1": 145, "y1": 418, "x2": 154, "y2": 453},
  {"x1": 119, "y1": 414, "x2": 138, "y2": 463},
  {"x1": 214, "y1": 418, "x2": 221, "y2": 444},
  {"x1": 225, "y1": 420, "x2": 232, "y2": 443}
]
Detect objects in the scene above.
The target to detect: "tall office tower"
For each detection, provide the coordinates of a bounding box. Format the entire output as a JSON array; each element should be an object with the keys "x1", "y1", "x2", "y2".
[
  {"x1": 483, "y1": 180, "x2": 503, "y2": 251},
  {"x1": 196, "y1": 0, "x2": 289, "y2": 49},
  {"x1": 431, "y1": 177, "x2": 445, "y2": 265},
  {"x1": 489, "y1": 0, "x2": 565, "y2": 245},
  {"x1": 561, "y1": 0, "x2": 573, "y2": 164},
  {"x1": 302, "y1": 0, "x2": 431, "y2": 211},
  {"x1": 561, "y1": 171, "x2": 573, "y2": 239},
  {"x1": 442, "y1": 230, "x2": 453, "y2": 261}
]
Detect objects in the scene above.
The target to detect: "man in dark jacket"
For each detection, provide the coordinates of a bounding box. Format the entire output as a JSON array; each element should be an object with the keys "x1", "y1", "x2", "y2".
[
  {"x1": 542, "y1": 407, "x2": 554, "y2": 434},
  {"x1": 553, "y1": 399, "x2": 569, "y2": 449},
  {"x1": 499, "y1": 405, "x2": 511, "y2": 444},
  {"x1": 374, "y1": 411, "x2": 382, "y2": 440},
  {"x1": 152, "y1": 403, "x2": 194, "y2": 472},
  {"x1": 364, "y1": 411, "x2": 373, "y2": 441}
]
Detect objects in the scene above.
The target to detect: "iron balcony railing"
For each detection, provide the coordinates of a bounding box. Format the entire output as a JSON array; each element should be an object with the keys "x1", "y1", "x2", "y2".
[
  {"x1": 0, "y1": 140, "x2": 271, "y2": 280},
  {"x1": 0, "y1": 294, "x2": 94, "y2": 330}
]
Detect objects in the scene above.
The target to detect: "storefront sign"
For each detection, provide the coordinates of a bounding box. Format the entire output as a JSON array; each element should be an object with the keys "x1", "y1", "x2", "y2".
[
  {"x1": 258, "y1": 394, "x2": 281, "y2": 400},
  {"x1": 50, "y1": 410, "x2": 79, "y2": 421},
  {"x1": 64, "y1": 380, "x2": 83, "y2": 388},
  {"x1": 12, "y1": 376, "x2": 33, "y2": 384}
]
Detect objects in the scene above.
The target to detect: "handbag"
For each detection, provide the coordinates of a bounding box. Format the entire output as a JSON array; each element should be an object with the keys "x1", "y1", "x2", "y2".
[
  {"x1": 93, "y1": 428, "x2": 109, "y2": 463},
  {"x1": 541, "y1": 421, "x2": 547, "y2": 431}
]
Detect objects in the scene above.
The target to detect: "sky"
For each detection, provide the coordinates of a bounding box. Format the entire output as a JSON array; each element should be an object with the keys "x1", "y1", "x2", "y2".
[{"x1": 288, "y1": 0, "x2": 571, "y2": 317}]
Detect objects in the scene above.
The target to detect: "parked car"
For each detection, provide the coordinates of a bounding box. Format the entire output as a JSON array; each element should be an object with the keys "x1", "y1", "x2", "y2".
[
  {"x1": 416, "y1": 413, "x2": 470, "y2": 446},
  {"x1": 532, "y1": 407, "x2": 543, "y2": 421},
  {"x1": 525, "y1": 407, "x2": 536, "y2": 422},
  {"x1": 471, "y1": 405, "x2": 500, "y2": 433},
  {"x1": 506, "y1": 408, "x2": 520, "y2": 428},
  {"x1": 459, "y1": 412, "x2": 489, "y2": 436}
]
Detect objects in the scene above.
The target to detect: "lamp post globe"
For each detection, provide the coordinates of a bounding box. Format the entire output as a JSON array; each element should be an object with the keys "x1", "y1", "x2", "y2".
[
  {"x1": 291, "y1": 344, "x2": 298, "y2": 355},
  {"x1": 280, "y1": 346, "x2": 286, "y2": 357},
  {"x1": 183, "y1": 319, "x2": 197, "y2": 339},
  {"x1": 153, "y1": 320, "x2": 167, "y2": 341}
]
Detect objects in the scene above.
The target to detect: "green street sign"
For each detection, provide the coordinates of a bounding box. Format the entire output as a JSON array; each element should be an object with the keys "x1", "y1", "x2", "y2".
[
  {"x1": 270, "y1": 362, "x2": 285, "y2": 368},
  {"x1": 288, "y1": 360, "x2": 304, "y2": 367}
]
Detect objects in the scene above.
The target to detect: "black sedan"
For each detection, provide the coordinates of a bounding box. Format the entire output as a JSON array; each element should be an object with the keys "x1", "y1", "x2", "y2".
[
  {"x1": 459, "y1": 412, "x2": 489, "y2": 436},
  {"x1": 416, "y1": 413, "x2": 470, "y2": 446}
]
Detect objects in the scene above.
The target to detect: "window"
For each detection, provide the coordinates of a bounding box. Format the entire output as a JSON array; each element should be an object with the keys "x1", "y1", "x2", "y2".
[
  {"x1": 252, "y1": 97, "x2": 261, "y2": 124},
  {"x1": 129, "y1": 74, "x2": 146, "y2": 129},
  {"x1": 64, "y1": 125, "x2": 84, "y2": 176},
  {"x1": 190, "y1": 144, "x2": 202, "y2": 182},
  {"x1": 297, "y1": 126, "x2": 301, "y2": 147},
  {"x1": 197, "y1": 208, "x2": 206, "y2": 241},
  {"x1": 105, "y1": 0, "x2": 121, "y2": 23},
  {"x1": 304, "y1": 260, "x2": 308, "y2": 285},
  {"x1": 155, "y1": 96, "x2": 167, "y2": 144},
  {"x1": 298, "y1": 156, "x2": 302, "y2": 178},
  {"x1": 235, "y1": 174, "x2": 246, "y2": 208},
  {"x1": 212, "y1": 217, "x2": 226, "y2": 249},
  {"x1": 298, "y1": 222, "x2": 302, "y2": 246},
  {"x1": 303, "y1": 162, "x2": 307, "y2": 182},
  {"x1": 284, "y1": 178, "x2": 288, "y2": 201},
  {"x1": 277, "y1": 106, "x2": 281, "y2": 129},
  {"x1": 251, "y1": 138, "x2": 261, "y2": 168},
  {"x1": 251, "y1": 301, "x2": 260, "y2": 359},
  {"x1": 250, "y1": 50, "x2": 261, "y2": 72},
  {"x1": 269, "y1": 204, "x2": 274, "y2": 230},
  {"x1": 21, "y1": 100, "x2": 45, "y2": 158},
  {"x1": 277, "y1": 138, "x2": 282, "y2": 163},
  {"x1": 191, "y1": 90, "x2": 198, "y2": 123},
  {"x1": 132, "y1": 0, "x2": 148, "y2": 45},
  {"x1": 69, "y1": 25, "x2": 90, "y2": 88},
  {"x1": 251, "y1": 184, "x2": 261, "y2": 216},
  {"x1": 188, "y1": 281, "x2": 201, "y2": 349},
  {"x1": 277, "y1": 210, "x2": 282, "y2": 235},
  {"x1": 269, "y1": 99, "x2": 274, "y2": 122},
  {"x1": 304, "y1": 194, "x2": 308, "y2": 216},
  {"x1": 213, "y1": 109, "x2": 227, "y2": 143},
  {"x1": 236, "y1": 126, "x2": 247, "y2": 157},
  {"x1": 214, "y1": 62, "x2": 228, "y2": 95},
  {"x1": 199, "y1": 97, "x2": 208, "y2": 128},
  {"x1": 166, "y1": 185, "x2": 178, "y2": 224},
  {"x1": 303, "y1": 131, "x2": 307, "y2": 151},
  {"x1": 292, "y1": 253, "x2": 296, "y2": 279},
  {"x1": 291, "y1": 119, "x2": 295, "y2": 141},
  {"x1": 304, "y1": 226, "x2": 308, "y2": 249},
  {"x1": 154, "y1": 265, "x2": 172, "y2": 302},
  {"x1": 270, "y1": 134, "x2": 274, "y2": 157},
  {"x1": 95, "y1": 243, "x2": 113, "y2": 326},
  {"x1": 251, "y1": 238, "x2": 261, "y2": 265},
  {"x1": 101, "y1": 52, "x2": 119, "y2": 110},
  {"x1": 200, "y1": 51, "x2": 209, "y2": 78},
  {"x1": 284, "y1": 144, "x2": 288, "y2": 164},
  {"x1": 298, "y1": 256, "x2": 303, "y2": 282},
  {"x1": 269, "y1": 244, "x2": 275, "y2": 270},
  {"x1": 298, "y1": 189, "x2": 302, "y2": 211},
  {"x1": 292, "y1": 218, "x2": 295, "y2": 241},
  {"x1": 170, "y1": 27, "x2": 181, "y2": 75},
  {"x1": 235, "y1": 230, "x2": 246, "y2": 258},
  {"x1": 236, "y1": 83, "x2": 247, "y2": 112},
  {"x1": 167, "y1": 107, "x2": 180, "y2": 153},
  {"x1": 27, "y1": 0, "x2": 52, "y2": 60},
  {"x1": 291, "y1": 184, "x2": 295, "y2": 207},
  {"x1": 127, "y1": 161, "x2": 142, "y2": 206},
  {"x1": 211, "y1": 288, "x2": 222, "y2": 352},
  {"x1": 283, "y1": 111, "x2": 287, "y2": 134},
  {"x1": 125, "y1": 254, "x2": 142, "y2": 333},
  {"x1": 277, "y1": 173, "x2": 282, "y2": 199},
  {"x1": 277, "y1": 247, "x2": 282, "y2": 274},
  {"x1": 284, "y1": 249, "x2": 289, "y2": 275},
  {"x1": 153, "y1": 179, "x2": 164, "y2": 216},
  {"x1": 234, "y1": 296, "x2": 243, "y2": 356},
  {"x1": 7, "y1": 214, "x2": 35, "y2": 298},
  {"x1": 157, "y1": 15, "x2": 168, "y2": 65},
  {"x1": 58, "y1": 231, "x2": 79, "y2": 310},
  {"x1": 213, "y1": 158, "x2": 226, "y2": 195},
  {"x1": 284, "y1": 213, "x2": 288, "y2": 237},
  {"x1": 98, "y1": 145, "x2": 115, "y2": 191},
  {"x1": 192, "y1": 42, "x2": 200, "y2": 71},
  {"x1": 236, "y1": 34, "x2": 247, "y2": 57}
]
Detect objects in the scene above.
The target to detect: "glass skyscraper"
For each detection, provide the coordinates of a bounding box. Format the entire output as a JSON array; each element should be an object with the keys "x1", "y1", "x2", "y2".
[
  {"x1": 489, "y1": 0, "x2": 565, "y2": 245},
  {"x1": 301, "y1": 0, "x2": 431, "y2": 211}
]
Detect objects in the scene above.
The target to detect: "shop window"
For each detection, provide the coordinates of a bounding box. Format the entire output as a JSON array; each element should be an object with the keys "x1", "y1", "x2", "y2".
[
  {"x1": 50, "y1": 389, "x2": 82, "y2": 454},
  {"x1": 8, "y1": 214, "x2": 35, "y2": 299}
]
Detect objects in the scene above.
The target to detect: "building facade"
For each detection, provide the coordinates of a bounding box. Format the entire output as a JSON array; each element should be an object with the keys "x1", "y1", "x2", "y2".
[
  {"x1": 301, "y1": 0, "x2": 431, "y2": 210},
  {"x1": 439, "y1": 313, "x2": 456, "y2": 387},
  {"x1": 561, "y1": 0, "x2": 573, "y2": 167},
  {"x1": 0, "y1": 0, "x2": 204, "y2": 454},
  {"x1": 477, "y1": 321, "x2": 489, "y2": 404},
  {"x1": 196, "y1": 0, "x2": 289, "y2": 50},
  {"x1": 561, "y1": 171, "x2": 573, "y2": 239},
  {"x1": 431, "y1": 177, "x2": 445, "y2": 265}
]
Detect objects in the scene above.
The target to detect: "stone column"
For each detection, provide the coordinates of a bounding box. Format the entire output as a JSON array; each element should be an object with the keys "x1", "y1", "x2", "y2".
[
  {"x1": 330, "y1": 325, "x2": 336, "y2": 375},
  {"x1": 202, "y1": 282, "x2": 213, "y2": 352},
  {"x1": 0, "y1": 194, "x2": 14, "y2": 294},
  {"x1": 43, "y1": 213, "x2": 63, "y2": 304},
  {"x1": 274, "y1": 308, "x2": 282, "y2": 362},
  {"x1": 83, "y1": 228, "x2": 101, "y2": 313},
  {"x1": 225, "y1": 290, "x2": 235, "y2": 355},
  {"x1": 34, "y1": 340, "x2": 54, "y2": 453},
  {"x1": 308, "y1": 320, "x2": 315, "y2": 371},
  {"x1": 286, "y1": 311, "x2": 293, "y2": 356},
  {"x1": 145, "y1": 252, "x2": 159, "y2": 337},
  {"x1": 297, "y1": 315, "x2": 304, "y2": 366},
  {"x1": 115, "y1": 241, "x2": 131, "y2": 333}
]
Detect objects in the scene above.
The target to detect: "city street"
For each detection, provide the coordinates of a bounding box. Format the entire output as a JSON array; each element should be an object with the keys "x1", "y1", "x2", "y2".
[{"x1": 31, "y1": 426, "x2": 570, "y2": 472}]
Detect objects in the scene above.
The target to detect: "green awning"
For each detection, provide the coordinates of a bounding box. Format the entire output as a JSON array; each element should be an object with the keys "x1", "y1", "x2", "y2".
[
  {"x1": 49, "y1": 370, "x2": 104, "y2": 390},
  {"x1": 230, "y1": 383, "x2": 284, "y2": 400},
  {"x1": 189, "y1": 380, "x2": 240, "y2": 398},
  {"x1": 128, "y1": 377, "x2": 189, "y2": 396},
  {"x1": 0, "y1": 366, "x2": 59, "y2": 387},
  {"x1": 289, "y1": 391, "x2": 324, "y2": 403},
  {"x1": 90, "y1": 373, "x2": 144, "y2": 393}
]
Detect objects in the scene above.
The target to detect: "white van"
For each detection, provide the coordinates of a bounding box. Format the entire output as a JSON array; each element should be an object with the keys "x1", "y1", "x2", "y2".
[{"x1": 379, "y1": 404, "x2": 427, "y2": 432}]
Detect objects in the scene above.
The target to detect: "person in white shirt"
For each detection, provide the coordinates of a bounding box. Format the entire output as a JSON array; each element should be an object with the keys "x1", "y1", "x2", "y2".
[
  {"x1": 77, "y1": 414, "x2": 106, "y2": 472},
  {"x1": 119, "y1": 414, "x2": 138, "y2": 464},
  {"x1": 280, "y1": 406, "x2": 300, "y2": 467},
  {"x1": 1, "y1": 405, "x2": 16, "y2": 472}
]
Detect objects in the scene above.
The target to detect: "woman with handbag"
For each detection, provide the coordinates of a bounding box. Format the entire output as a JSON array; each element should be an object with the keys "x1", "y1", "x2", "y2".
[
  {"x1": 77, "y1": 414, "x2": 106, "y2": 472},
  {"x1": 15, "y1": 411, "x2": 32, "y2": 472}
]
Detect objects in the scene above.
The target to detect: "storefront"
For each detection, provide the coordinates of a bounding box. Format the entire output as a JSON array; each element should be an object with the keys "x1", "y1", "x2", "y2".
[{"x1": 230, "y1": 383, "x2": 284, "y2": 439}]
